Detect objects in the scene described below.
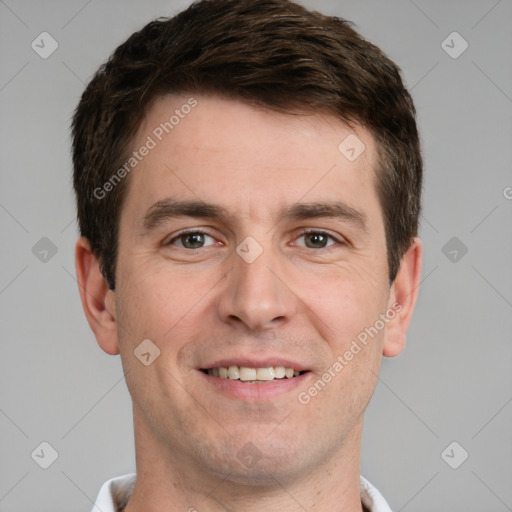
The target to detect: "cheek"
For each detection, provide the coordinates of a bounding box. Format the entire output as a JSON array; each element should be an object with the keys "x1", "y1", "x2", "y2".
[
  {"x1": 300, "y1": 263, "x2": 389, "y2": 350},
  {"x1": 310, "y1": 266, "x2": 388, "y2": 413},
  {"x1": 114, "y1": 257, "x2": 224, "y2": 381},
  {"x1": 116, "y1": 254, "x2": 198, "y2": 335},
  {"x1": 113, "y1": 269, "x2": 197, "y2": 418}
]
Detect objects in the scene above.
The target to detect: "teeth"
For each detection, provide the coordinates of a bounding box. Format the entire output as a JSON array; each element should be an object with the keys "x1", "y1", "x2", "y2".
[
  {"x1": 206, "y1": 365, "x2": 302, "y2": 382},
  {"x1": 228, "y1": 366, "x2": 240, "y2": 379},
  {"x1": 256, "y1": 367, "x2": 274, "y2": 381},
  {"x1": 274, "y1": 366, "x2": 286, "y2": 378},
  {"x1": 239, "y1": 367, "x2": 257, "y2": 381}
]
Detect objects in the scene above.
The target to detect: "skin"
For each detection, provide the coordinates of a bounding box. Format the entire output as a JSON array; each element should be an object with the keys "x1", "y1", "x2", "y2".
[{"x1": 76, "y1": 94, "x2": 422, "y2": 511}]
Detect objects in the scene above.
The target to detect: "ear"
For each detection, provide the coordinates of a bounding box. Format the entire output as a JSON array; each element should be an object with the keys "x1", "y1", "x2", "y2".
[
  {"x1": 75, "y1": 236, "x2": 119, "y2": 355},
  {"x1": 383, "y1": 237, "x2": 423, "y2": 358}
]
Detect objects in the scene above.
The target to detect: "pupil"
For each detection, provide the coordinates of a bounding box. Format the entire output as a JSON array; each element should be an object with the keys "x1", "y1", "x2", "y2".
[
  {"x1": 184, "y1": 233, "x2": 203, "y2": 248},
  {"x1": 307, "y1": 233, "x2": 326, "y2": 248}
]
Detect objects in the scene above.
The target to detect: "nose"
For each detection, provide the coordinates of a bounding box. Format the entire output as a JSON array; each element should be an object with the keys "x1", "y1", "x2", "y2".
[{"x1": 216, "y1": 243, "x2": 297, "y2": 332}]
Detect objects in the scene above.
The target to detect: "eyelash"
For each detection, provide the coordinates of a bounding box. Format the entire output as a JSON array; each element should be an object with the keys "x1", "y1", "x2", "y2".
[
  {"x1": 166, "y1": 228, "x2": 344, "y2": 249},
  {"x1": 294, "y1": 228, "x2": 344, "y2": 248}
]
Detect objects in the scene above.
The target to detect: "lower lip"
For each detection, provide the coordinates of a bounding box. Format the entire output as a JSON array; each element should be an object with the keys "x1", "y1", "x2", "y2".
[{"x1": 198, "y1": 370, "x2": 312, "y2": 400}]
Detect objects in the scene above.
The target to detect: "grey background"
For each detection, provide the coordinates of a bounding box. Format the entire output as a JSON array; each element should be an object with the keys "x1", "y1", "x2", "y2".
[{"x1": 1, "y1": 0, "x2": 511, "y2": 510}]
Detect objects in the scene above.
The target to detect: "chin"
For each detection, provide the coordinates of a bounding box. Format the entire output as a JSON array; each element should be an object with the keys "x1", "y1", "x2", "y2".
[
  {"x1": 216, "y1": 457, "x2": 305, "y2": 489},
  {"x1": 195, "y1": 434, "x2": 315, "y2": 488}
]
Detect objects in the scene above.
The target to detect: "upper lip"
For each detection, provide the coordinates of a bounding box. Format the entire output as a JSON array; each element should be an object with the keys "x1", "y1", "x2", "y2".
[{"x1": 201, "y1": 358, "x2": 310, "y2": 372}]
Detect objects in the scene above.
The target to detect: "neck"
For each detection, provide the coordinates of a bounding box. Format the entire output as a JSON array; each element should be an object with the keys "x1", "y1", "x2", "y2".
[{"x1": 124, "y1": 410, "x2": 365, "y2": 512}]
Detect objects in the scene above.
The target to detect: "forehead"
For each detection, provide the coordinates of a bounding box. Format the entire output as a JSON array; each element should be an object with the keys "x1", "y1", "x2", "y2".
[{"x1": 122, "y1": 93, "x2": 382, "y2": 229}]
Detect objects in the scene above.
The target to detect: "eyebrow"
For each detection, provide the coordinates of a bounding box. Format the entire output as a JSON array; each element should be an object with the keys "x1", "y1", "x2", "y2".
[
  {"x1": 281, "y1": 202, "x2": 369, "y2": 232},
  {"x1": 141, "y1": 198, "x2": 369, "y2": 233},
  {"x1": 142, "y1": 199, "x2": 233, "y2": 231}
]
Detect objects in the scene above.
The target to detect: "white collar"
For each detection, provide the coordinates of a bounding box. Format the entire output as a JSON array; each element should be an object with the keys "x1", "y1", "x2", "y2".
[{"x1": 91, "y1": 473, "x2": 392, "y2": 512}]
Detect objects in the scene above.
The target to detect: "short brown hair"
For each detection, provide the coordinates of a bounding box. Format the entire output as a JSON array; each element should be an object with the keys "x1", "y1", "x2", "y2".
[{"x1": 72, "y1": 0, "x2": 422, "y2": 290}]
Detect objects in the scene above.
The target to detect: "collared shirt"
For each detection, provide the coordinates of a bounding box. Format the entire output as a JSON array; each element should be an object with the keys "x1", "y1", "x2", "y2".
[{"x1": 91, "y1": 473, "x2": 392, "y2": 512}]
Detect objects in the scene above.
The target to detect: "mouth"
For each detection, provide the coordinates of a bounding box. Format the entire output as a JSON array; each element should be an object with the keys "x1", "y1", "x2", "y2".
[
  {"x1": 198, "y1": 358, "x2": 312, "y2": 400},
  {"x1": 201, "y1": 365, "x2": 309, "y2": 383}
]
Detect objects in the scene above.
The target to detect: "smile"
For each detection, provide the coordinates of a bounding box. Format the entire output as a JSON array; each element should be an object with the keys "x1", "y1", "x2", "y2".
[{"x1": 203, "y1": 365, "x2": 307, "y2": 382}]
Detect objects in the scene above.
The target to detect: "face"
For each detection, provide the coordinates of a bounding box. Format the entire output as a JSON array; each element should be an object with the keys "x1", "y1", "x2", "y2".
[{"x1": 112, "y1": 94, "x2": 396, "y2": 485}]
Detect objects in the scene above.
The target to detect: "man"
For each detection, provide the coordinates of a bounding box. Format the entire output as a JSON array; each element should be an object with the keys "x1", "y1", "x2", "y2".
[{"x1": 73, "y1": 0, "x2": 423, "y2": 510}]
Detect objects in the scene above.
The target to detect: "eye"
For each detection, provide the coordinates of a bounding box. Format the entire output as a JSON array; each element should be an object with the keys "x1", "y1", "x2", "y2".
[
  {"x1": 295, "y1": 230, "x2": 340, "y2": 249},
  {"x1": 168, "y1": 230, "x2": 217, "y2": 249}
]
